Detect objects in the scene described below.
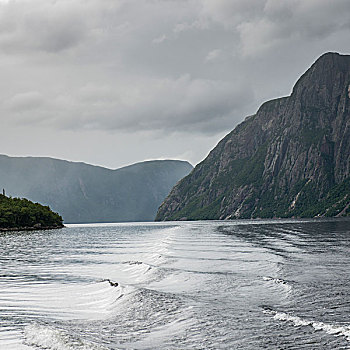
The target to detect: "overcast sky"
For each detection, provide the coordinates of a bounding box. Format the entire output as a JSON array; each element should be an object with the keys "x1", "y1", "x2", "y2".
[{"x1": 0, "y1": 0, "x2": 349, "y2": 169}]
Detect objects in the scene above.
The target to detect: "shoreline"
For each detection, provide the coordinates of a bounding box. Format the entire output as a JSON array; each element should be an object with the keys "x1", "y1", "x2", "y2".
[{"x1": 0, "y1": 225, "x2": 65, "y2": 232}]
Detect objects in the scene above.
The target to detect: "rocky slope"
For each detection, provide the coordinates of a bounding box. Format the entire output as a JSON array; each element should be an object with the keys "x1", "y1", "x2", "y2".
[
  {"x1": 156, "y1": 52, "x2": 350, "y2": 220},
  {"x1": 0, "y1": 156, "x2": 192, "y2": 223}
]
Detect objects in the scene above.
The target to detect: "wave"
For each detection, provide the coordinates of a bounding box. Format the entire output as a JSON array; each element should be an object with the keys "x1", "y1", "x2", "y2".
[
  {"x1": 263, "y1": 276, "x2": 289, "y2": 285},
  {"x1": 264, "y1": 308, "x2": 350, "y2": 342},
  {"x1": 24, "y1": 323, "x2": 112, "y2": 350},
  {"x1": 122, "y1": 260, "x2": 152, "y2": 272},
  {"x1": 23, "y1": 284, "x2": 188, "y2": 350},
  {"x1": 262, "y1": 276, "x2": 292, "y2": 294},
  {"x1": 0, "y1": 279, "x2": 124, "y2": 324},
  {"x1": 63, "y1": 280, "x2": 124, "y2": 319},
  {"x1": 122, "y1": 260, "x2": 143, "y2": 265},
  {"x1": 118, "y1": 261, "x2": 154, "y2": 283},
  {"x1": 61, "y1": 285, "x2": 195, "y2": 346}
]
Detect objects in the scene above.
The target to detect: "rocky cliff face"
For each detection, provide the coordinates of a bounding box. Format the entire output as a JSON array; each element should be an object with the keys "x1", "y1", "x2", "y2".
[{"x1": 156, "y1": 52, "x2": 350, "y2": 220}]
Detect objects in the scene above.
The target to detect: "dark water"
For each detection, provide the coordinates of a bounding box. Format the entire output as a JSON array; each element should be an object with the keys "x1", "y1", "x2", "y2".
[{"x1": 1, "y1": 219, "x2": 350, "y2": 349}]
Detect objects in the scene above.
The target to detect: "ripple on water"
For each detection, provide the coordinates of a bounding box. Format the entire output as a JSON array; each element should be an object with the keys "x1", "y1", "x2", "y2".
[{"x1": 0, "y1": 219, "x2": 350, "y2": 349}]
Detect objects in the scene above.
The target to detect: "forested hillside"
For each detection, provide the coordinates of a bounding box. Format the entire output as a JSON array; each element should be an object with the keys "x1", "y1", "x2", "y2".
[{"x1": 0, "y1": 194, "x2": 63, "y2": 230}]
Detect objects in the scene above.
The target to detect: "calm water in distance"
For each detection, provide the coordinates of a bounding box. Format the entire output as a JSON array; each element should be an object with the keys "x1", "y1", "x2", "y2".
[{"x1": 1, "y1": 219, "x2": 350, "y2": 349}]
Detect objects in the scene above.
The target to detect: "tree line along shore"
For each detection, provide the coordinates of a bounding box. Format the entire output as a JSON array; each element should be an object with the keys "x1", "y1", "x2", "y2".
[{"x1": 0, "y1": 193, "x2": 63, "y2": 231}]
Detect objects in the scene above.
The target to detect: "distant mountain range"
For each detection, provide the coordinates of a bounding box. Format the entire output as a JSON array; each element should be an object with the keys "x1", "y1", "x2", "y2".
[
  {"x1": 156, "y1": 52, "x2": 350, "y2": 220},
  {"x1": 0, "y1": 156, "x2": 192, "y2": 223}
]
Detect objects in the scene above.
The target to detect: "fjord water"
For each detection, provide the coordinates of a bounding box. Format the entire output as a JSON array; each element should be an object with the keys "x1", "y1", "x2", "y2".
[{"x1": 1, "y1": 220, "x2": 350, "y2": 349}]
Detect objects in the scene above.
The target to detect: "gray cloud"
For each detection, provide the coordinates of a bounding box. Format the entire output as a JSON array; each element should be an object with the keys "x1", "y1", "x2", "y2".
[
  {"x1": 0, "y1": 0, "x2": 90, "y2": 53},
  {"x1": 0, "y1": 0, "x2": 349, "y2": 167},
  {"x1": 6, "y1": 91, "x2": 44, "y2": 112},
  {"x1": 235, "y1": 0, "x2": 350, "y2": 55},
  {"x1": 14, "y1": 76, "x2": 252, "y2": 135}
]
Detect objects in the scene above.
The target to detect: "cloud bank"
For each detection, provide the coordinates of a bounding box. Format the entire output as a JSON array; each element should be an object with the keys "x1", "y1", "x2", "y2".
[{"x1": 0, "y1": 0, "x2": 349, "y2": 166}]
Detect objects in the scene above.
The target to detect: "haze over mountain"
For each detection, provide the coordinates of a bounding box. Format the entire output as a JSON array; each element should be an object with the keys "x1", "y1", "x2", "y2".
[
  {"x1": 0, "y1": 156, "x2": 192, "y2": 223},
  {"x1": 156, "y1": 52, "x2": 350, "y2": 221}
]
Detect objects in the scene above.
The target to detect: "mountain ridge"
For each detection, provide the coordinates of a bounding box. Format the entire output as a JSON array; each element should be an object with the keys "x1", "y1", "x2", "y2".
[
  {"x1": 156, "y1": 52, "x2": 350, "y2": 221},
  {"x1": 0, "y1": 155, "x2": 192, "y2": 223}
]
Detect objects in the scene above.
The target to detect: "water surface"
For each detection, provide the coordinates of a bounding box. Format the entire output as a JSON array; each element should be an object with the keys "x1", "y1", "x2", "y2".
[{"x1": 1, "y1": 219, "x2": 350, "y2": 349}]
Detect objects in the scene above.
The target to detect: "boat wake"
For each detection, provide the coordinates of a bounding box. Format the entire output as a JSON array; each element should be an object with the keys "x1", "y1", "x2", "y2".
[
  {"x1": 264, "y1": 308, "x2": 350, "y2": 342},
  {"x1": 24, "y1": 323, "x2": 111, "y2": 350},
  {"x1": 262, "y1": 276, "x2": 292, "y2": 294}
]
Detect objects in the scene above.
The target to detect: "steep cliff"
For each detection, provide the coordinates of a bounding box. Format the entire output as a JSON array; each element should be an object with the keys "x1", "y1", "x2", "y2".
[{"x1": 156, "y1": 52, "x2": 350, "y2": 220}]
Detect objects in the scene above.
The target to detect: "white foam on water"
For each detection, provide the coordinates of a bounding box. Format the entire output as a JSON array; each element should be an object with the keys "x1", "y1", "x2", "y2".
[
  {"x1": 24, "y1": 324, "x2": 111, "y2": 350},
  {"x1": 262, "y1": 276, "x2": 292, "y2": 294},
  {"x1": 263, "y1": 276, "x2": 285, "y2": 284},
  {"x1": 265, "y1": 309, "x2": 350, "y2": 341}
]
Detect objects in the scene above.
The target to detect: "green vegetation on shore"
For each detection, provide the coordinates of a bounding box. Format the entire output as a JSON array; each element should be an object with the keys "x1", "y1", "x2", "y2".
[{"x1": 0, "y1": 194, "x2": 63, "y2": 230}]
